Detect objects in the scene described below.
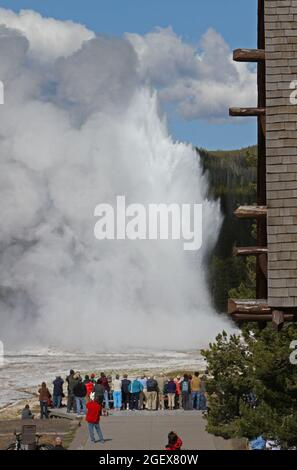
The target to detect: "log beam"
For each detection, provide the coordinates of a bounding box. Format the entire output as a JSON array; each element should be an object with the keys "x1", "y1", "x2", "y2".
[
  {"x1": 228, "y1": 298, "x2": 270, "y2": 314},
  {"x1": 233, "y1": 246, "x2": 267, "y2": 256},
  {"x1": 234, "y1": 205, "x2": 267, "y2": 219},
  {"x1": 233, "y1": 48, "x2": 265, "y2": 62},
  {"x1": 231, "y1": 313, "x2": 295, "y2": 322},
  {"x1": 229, "y1": 107, "x2": 266, "y2": 117},
  {"x1": 228, "y1": 300, "x2": 296, "y2": 323}
]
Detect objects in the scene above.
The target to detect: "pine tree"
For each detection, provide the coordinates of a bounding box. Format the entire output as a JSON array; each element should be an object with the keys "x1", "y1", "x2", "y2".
[{"x1": 201, "y1": 324, "x2": 297, "y2": 448}]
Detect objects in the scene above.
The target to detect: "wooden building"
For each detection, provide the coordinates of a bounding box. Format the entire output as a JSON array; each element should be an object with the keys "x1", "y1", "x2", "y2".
[{"x1": 228, "y1": 0, "x2": 297, "y2": 327}]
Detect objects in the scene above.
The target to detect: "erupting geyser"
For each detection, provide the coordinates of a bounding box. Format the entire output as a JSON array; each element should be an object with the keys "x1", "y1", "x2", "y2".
[{"x1": 0, "y1": 10, "x2": 232, "y2": 352}]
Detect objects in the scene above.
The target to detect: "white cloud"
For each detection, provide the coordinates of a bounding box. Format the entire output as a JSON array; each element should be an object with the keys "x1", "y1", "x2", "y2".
[
  {"x1": 127, "y1": 27, "x2": 257, "y2": 120},
  {"x1": 0, "y1": 9, "x2": 257, "y2": 121},
  {"x1": 0, "y1": 8, "x2": 95, "y2": 61}
]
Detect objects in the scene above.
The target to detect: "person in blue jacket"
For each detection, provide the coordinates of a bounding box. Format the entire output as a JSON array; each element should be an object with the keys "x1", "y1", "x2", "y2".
[
  {"x1": 249, "y1": 436, "x2": 266, "y2": 450},
  {"x1": 129, "y1": 377, "x2": 143, "y2": 410}
]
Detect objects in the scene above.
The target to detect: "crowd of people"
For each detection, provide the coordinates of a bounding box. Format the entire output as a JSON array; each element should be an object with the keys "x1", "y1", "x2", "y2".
[
  {"x1": 66, "y1": 370, "x2": 206, "y2": 415},
  {"x1": 23, "y1": 370, "x2": 208, "y2": 420},
  {"x1": 20, "y1": 370, "x2": 207, "y2": 448}
]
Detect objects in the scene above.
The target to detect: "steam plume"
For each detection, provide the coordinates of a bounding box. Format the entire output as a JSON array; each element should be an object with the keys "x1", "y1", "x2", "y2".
[{"x1": 0, "y1": 9, "x2": 233, "y2": 351}]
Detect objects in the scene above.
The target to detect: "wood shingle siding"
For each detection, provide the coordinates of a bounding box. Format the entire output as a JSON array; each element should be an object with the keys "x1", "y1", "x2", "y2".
[{"x1": 265, "y1": 0, "x2": 297, "y2": 307}]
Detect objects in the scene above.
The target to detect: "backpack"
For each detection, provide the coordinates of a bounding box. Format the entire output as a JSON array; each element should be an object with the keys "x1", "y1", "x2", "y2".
[
  {"x1": 182, "y1": 380, "x2": 189, "y2": 392},
  {"x1": 147, "y1": 379, "x2": 154, "y2": 392}
]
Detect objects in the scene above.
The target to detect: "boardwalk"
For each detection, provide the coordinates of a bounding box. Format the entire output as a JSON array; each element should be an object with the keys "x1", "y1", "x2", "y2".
[{"x1": 69, "y1": 410, "x2": 234, "y2": 450}]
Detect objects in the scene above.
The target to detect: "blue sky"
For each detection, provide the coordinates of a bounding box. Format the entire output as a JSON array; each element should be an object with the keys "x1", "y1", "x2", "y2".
[{"x1": 0, "y1": 0, "x2": 258, "y2": 150}]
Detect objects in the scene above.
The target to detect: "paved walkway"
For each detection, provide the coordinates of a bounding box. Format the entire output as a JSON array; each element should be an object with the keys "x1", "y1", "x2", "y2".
[{"x1": 69, "y1": 410, "x2": 234, "y2": 450}]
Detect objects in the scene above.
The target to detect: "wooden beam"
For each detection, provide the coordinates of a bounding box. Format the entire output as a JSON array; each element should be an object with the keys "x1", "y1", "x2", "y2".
[
  {"x1": 234, "y1": 205, "x2": 267, "y2": 219},
  {"x1": 233, "y1": 48, "x2": 265, "y2": 62},
  {"x1": 233, "y1": 246, "x2": 267, "y2": 256},
  {"x1": 228, "y1": 298, "x2": 270, "y2": 314},
  {"x1": 229, "y1": 107, "x2": 266, "y2": 117},
  {"x1": 231, "y1": 313, "x2": 295, "y2": 322}
]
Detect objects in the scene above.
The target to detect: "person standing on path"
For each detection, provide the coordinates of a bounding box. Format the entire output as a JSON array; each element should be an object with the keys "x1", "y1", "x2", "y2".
[
  {"x1": 174, "y1": 376, "x2": 182, "y2": 409},
  {"x1": 73, "y1": 376, "x2": 87, "y2": 416},
  {"x1": 86, "y1": 397, "x2": 105, "y2": 444},
  {"x1": 66, "y1": 369, "x2": 78, "y2": 413},
  {"x1": 38, "y1": 382, "x2": 51, "y2": 419},
  {"x1": 181, "y1": 374, "x2": 191, "y2": 410},
  {"x1": 139, "y1": 375, "x2": 147, "y2": 410},
  {"x1": 146, "y1": 376, "x2": 158, "y2": 411},
  {"x1": 94, "y1": 379, "x2": 105, "y2": 405},
  {"x1": 100, "y1": 373, "x2": 110, "y2": 410},
  {"x1": 188, "y1": 374, "x2": 193, "y2": 409},
  {"x1": 53, "y1": 375, "x2": 64, "y2": 408},
  {"x1": 129, "y1": 377, "x2": 143, "y2": 410},
  {"x1": 121, "y1": 375, "x2": 131, "y2": 410},
  {"x1": 84, "y1": 375, "x2": 95, "y2": 397},
  {"x1": 157, "y1": 373, "x2": 166, "y2": 410},
  {"x1": 199, "y1": 375, "x2": 207, "y2": 410},
  {"x1": 112, "y1": 374, "x2": 122, "y2": 410},
  {"x1": 167, "y1": 378, "x2": 176, "y2": 410},
  {"x1": 191, "y1": 372, "x2": 201, "y2": 410}
]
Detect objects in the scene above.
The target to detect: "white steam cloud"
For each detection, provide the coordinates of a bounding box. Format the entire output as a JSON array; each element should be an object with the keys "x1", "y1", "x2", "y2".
[
  {"x1": 126, "y1": 26, "x2": 257, "y2": 120},
  {"x1": 0, "y1": 9, "x2": 234, "y2": 352}
]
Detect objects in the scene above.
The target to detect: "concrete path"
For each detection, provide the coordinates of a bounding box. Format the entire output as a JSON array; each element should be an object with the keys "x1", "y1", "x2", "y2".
[{"x1": 69, "y1": 410, "x2": 233, "y2": 450}]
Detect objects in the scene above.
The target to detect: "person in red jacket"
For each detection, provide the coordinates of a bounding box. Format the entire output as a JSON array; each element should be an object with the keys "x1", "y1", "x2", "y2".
[
  {"x1": 84, "y1": 375, "x2": 94, "y2": 396},
  {"x1": 86, "y1": 397, "x2": 105, "y2": 444},
  {"x1": 165, "y1": 431, "x2": 183, "y2": 451}
]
